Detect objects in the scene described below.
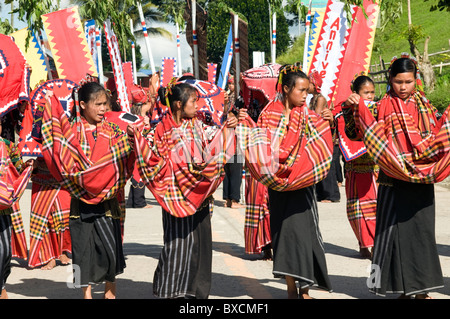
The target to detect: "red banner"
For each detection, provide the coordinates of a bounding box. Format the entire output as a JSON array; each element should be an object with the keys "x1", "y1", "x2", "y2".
[{"x1": 42, "y1": 6, "x2": 97, "y2": 83}]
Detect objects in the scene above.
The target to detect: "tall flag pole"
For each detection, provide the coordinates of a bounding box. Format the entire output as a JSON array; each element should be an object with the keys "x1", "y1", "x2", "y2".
[
  {"x1": 96, "y1": 26, "x2": 104, "y2": 85},
  {"x1": 130, "y1": 19, "x2": 137, "y2": 84},
  {"x1": 176, "y1": 22, "x2": 183, "y2": 76},
  {"x1": 234, "y1": 14, "x2": 240, "y2": 95},
  {"x1": 137, "y1": 1, "x2": 156, "y2": 74},
  {"x1": 104, "y1": 19, "x2": 131, "y2": 112},
  {"x1": 217, "y1": 26, "x2": 233, "y2": 89},
  {"x1": 302, "y1": 0, "x2": 312, "y2": 69},
  {"x1": 271, "y1": 11, "x2": 277, "y2": 63},
  {"x1": 192, "y1": 0, "x2": 199, "y2": 78}
]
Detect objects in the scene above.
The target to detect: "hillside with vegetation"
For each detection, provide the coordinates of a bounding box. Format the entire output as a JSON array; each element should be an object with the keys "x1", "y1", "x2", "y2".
[{"x1": 277, "y1": 0, "x2": 450, "y2": 110}]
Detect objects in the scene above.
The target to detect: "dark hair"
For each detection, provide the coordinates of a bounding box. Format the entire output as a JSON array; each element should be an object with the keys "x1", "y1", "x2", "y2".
[
  {"x1": 158, "y1": 82, "x2": 197, "y2": 113},
  {"x1": 389, "y1": 57, "x2": 417, "y2": 80},
  {"x1": 278, "y1": 65, "x2": 309, "y2": 98},
  {"x1": 70, "y1": 82, "x2": 108, "y2": 122},
  {"x1": 352, "y1": 75, "x2": 374, "y2": 94}
]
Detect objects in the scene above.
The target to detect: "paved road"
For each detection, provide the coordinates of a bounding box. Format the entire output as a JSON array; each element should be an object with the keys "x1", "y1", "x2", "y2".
[{"x1": 5, "y1": 181, "x2": 450, "y2": 300}]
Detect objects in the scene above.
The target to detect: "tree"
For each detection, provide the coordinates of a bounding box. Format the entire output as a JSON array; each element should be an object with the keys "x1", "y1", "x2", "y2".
[
  {"x1": 157, "y1": 0, "x2": 186, "y2": 75},
  {"x1": 73, "y1": 0, "x2": 171, "y2": 71},
  {"x1": 401, "y1": 0, "x2": 436, "y2": 90},
  {"x1": 5, "y1": 0, "x2": 60, "y2": 49},
  {"x1": 285, "y1": 0, "x2": 308, "y2": 38},
  {"x1": 203, "y1": 0, "x2": 291, "y2": 68}
]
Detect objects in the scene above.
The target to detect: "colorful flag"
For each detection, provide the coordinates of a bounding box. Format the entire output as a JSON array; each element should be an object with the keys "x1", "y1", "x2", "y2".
[
  {"x1": 42, "y1": 6, "x2": 98, "y2": 82},
  {"x1": 160, "y1": 57, "x2": 177, "y2": 87},
  {"x1": 207, "y1": 63, "x2": 217, "y2": 84},
  {"x1": 309, "y1": 0, "x2": 356, "y2": 105},
  {"x1": 104, "y1": 19, "x2": 131, "y2": 112},
  {"x1": 332, "y1": 0, "x2": 380, "y2": 105},
  {"x1": 10, "y1": 28, "x2": 48, "y2": 90},
  {"x1": 84, "y1": 19, "x2": 99, "y2": 75},
  {"x1": 0, "y1": 34, "x2": 30, "y2": 117},
  {"x1": 305, "y1": 8, "x2": 326, "y2": 74},
  {"x1": 217, "y1": 26, "x2": 233, "y2": 89}
]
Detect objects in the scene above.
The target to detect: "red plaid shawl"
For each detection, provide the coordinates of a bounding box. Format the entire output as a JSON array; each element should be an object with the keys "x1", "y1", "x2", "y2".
[
  {"x1": 41, "y1": 95, "x2": 135, "y2": 204},
  {"x1": 238, "y1": 100, "x2": 334, "y2": 191},
  {"x1": 133, "y1": 112, "x2": 235, "y2": 217},
  {"x1": 354, "y1": 92, "x2": 450, "y2": 183},
  {"x1": 0, "y1": 140, "x2": 32, "y2": 210}
]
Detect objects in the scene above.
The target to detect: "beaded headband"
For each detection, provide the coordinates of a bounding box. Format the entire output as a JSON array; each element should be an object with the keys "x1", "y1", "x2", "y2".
[
  {"x1": 277, "y1": 63, "x2": 303, "y2": 92},
  {"x1": 350, "y1": 70, "x2": 370, "y2": 91}
]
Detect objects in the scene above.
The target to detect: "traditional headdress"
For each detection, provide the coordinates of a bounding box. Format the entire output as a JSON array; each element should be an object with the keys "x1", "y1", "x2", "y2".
[
  {"x1": 276, "y1": 63, "x2": 303, "y2": 93},
  {"x1": 227, "y1": 73, "x2": 234, "y2": 84},
  {"x1": 350, "y1": 70, "x2": 370, "y2": 91},
  {"x1": 164, "y1": 77, "x2": 180, "y2": 110},
  {"x1": 130, "y1": 85, "x2": 150, "y2": 104},
  {"x1": 308, "y1": 70, "x2": 323, "y2": 93}
]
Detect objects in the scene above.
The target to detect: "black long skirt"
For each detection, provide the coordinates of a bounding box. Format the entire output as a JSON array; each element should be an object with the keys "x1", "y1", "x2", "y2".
[
  {"x1": 369, "y1": 179, "x2": 444, "y2": 296},
  {"x1": 0, "y1": 215, "x2": 11, "y2": 291},
  {"x1": 268, "y1": 186, "x2": 332, "y2": 292},
  {"x1": 316, "y1": 145, "x2": 341, "y2": 202},
  {"x1": 69, "y1": 199, "x2": 125, "y2": 288},
  {"x1": 153, "y1": 203, "x2": 212, "y2": 299}
]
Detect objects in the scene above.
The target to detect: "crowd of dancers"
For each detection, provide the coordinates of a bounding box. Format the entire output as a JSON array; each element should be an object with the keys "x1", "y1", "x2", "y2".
[{"x1": 1, "y1": 50, "x2": 449, "y2": 300}]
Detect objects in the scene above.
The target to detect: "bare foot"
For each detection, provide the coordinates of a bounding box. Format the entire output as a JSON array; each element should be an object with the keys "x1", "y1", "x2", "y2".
[
  {"x1": 0, "y1": 289, "x2": 8, "y2": 299},
  {"x1": 104, "y1": 282, "x2": 116, "y2": 299},
  {"x1": 321, "y1": 200, "x2": 332, "y2": 203},
  {"x1": 299, "y1": 288, "x2": 312, "y2": 299},
  {"x1": 415, "y1": 294, "x2": 432, "y2": 299},
  {"x1": 41, "y1": 259, "x2": 56, "y2": 270},
  {"x1": 83, "y1": 286, "x2": 93, "y2": 299},
  {"x1": 59, "y1": 252, "x2": 71, "y2": 265},
  {"x1": 231, "y1": 201, "x2": 245, "y2": 209}
]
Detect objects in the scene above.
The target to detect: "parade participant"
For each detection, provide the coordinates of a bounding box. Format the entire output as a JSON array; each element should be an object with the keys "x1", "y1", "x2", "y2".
[
  {"x1": 0, "y1": 132, "x2": 34, "y2": 299},
  {"x1": 127, "y1": 85, "x2": 154, "y2": 209},
  {"x1": 235, "y1": 63, "x2": 281, "y2": 260},
  {"x1": 41, "y1": 79, "x2": 135, "y2": 299},
  {"x1": 222, "y1": 74, "x2": 244, "y2": 209},
  {"x1": 237, "y1": 65, "x2": 334, "y2": 299},
  {"x1": 28, "y1": 158, "x2": 72, "y2": 270},
  {"x1": 128, "y1": 79, "x2": 244, "y2": 299},
  {"x1": 308, "y1": 71, "x2": 340, "y2": 203},
  {"x1": 343, "y1": 54, "x2": 450, "y2": 298},
  {"x1": 336, "y1": 74, "x2": 378, "y2": 259}
]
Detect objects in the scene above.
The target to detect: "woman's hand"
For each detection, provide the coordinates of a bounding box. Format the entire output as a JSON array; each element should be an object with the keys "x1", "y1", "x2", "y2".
[
  {"x1": 226, "y1": 112, "x2": 238, "y2": 128},
  {"x1": 23, "y1": 159, "x2": 36, "y2": 170},
  {"x1": 320, "y1": 108, "x2": 335, "y2": 127},
  {"x1": 344, "y1": 93, "x2": 360, "y2": 107},
  {"x1": 237, "y1": 108, "x2": 248, "y2": 122},
  {"x1": 127, "y1": 124, "x2": 135, "y2": 137}
]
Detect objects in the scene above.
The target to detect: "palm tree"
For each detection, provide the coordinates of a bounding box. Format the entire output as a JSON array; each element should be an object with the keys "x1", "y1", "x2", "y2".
[
  {"x1": 158, "y1": 0, "x2": 186, "y2": 75},
  {"x1": 72, "y1": 0, "x2": 171, "y2": 62},
  {"x1": 5, "y1": 0, "x2": 60, "y2": 48}
]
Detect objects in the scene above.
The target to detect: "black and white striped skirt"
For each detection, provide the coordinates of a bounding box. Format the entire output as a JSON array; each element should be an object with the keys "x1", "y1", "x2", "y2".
[
  {"x1": 153, "y1": 202, "x2": 212, "y2": 299},
  {"x1": 369, "y1": 179, "x2": 444, "y2": 297},
  {"x1": 0, "y1": 215, "x2": 12, "y2": 291},
  {"x1": 69, "y1": 199, "x2": 125, "y2": 288}
]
